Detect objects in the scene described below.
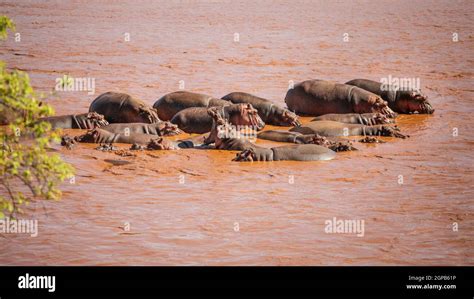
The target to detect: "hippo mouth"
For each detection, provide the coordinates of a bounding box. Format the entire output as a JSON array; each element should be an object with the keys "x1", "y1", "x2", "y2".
[
  {"x1": 286, "y1": 112, "x2": 301, "y2": 127},
  {"x1": 86, "y1": 112, "x2": 109, "y2": 128},
  {"x1": 373, "y1": 113, "x2": 394, "y2": 125},
  {"x1": 159, "y1": 122, "x2": 182, "y2": 136},
  {"x1": 244, "y1": 108, "x2": 265, "y2": 130}
]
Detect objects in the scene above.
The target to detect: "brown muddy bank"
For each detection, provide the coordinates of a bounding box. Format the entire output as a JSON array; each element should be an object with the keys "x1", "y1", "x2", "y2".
[{"x1": 0, "y1": 0, "x2": 473, "y2": 265}]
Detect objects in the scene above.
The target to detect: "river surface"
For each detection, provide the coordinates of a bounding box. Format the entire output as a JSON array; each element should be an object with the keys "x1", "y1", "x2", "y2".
[{"x1": 0, "y1": 0, "x2": 473, "y2": 265}]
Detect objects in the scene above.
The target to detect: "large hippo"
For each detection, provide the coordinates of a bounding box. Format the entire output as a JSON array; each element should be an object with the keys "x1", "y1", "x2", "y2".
[
  {"x1": 40, "y1": 112, "x2": 109, "y2": 129},
  {"x1": 100, "y1": 121, "x2": 182, "y2": 136},
  {"x1": 221, "y1": 92, "x2": 301, "y2": 126},
  {"x1": 345, "y1": 79, "x2": 434, "y2": 114},
  {"x1": 311, "y1": 113, "x2": 394, "y2": 125},
  {"x1": 89, "y1": 92, "x2": 160, "y2": 123},
  {"x1": 171, "y1": 103, "x2": 265, "y2": 134},
  {"x1": 153, "y1": 91, "x2": 229, "y2": 121},
  {"x1": 285, "y1": 80, "x2": 397, "y2": 118},
  {"x1": 289, "y1": 120, "x2": 407, "y2": 138}
]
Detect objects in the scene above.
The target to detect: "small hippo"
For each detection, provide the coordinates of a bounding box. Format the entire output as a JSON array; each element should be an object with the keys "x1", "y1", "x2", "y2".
[
  {"x1": 289, "y1": 120, "x2": 407, "y2": 138},
  {"x1": 100, "y1": 121, "x2": 182, "y2": 136},
  {"x1": 311, "y1": 113, "x2": 394, "y2": 125}
]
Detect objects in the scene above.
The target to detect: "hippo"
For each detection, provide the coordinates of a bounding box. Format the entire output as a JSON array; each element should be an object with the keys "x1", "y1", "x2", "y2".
[
  {"x1": 311, "y1": 113, "x2": 394, "y2": 125},
  {"x1": 257, "y1": 130, "x2": 356, "y2": 152},
  {"x1": 75, "y1": 128, "x2": 193, "y2": 149},
  {"x1": 171, "y1": 103, "x2": 266, "y2": 134},
  {"x1": 89, "y1": 92, "x2": 160, "y2": 123},
  {"x1": 221, "y1": 92, "x2": 301, "y2": 126},
  {"x1": 40, "y1": 112, "x2": 109, "y2": 129},
  {"x1": 345, "y1": 79, "x2": 434, "y2": 114},
  {"x1": 233, "y1": 144, "x2": 336, "y2": 162},
  {"x1": 285, "y1": 80, "x2": 397, "y2": 118},
  {"x1": 289, "y1": 120, "x2": 407, "y2": 138},
  {"x1": 153, "y1": 91, "x2": 229, "y2": 121},
  {"x1": 101, "y1": 121, "x2": 182, "y2": 136},
  {"x1": 76, "y1": 128, "x2": 160, "y2": 145}
]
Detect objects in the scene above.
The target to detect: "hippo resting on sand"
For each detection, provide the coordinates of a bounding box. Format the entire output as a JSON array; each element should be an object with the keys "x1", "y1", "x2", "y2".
[
  {"x1": 289, "y1": 120, "x2": 407, "y2": 138},
  {"x1": 40, "y1": 112, "x2": 109, "y2": 129},
  {"x1": 285, "y1": 80, "x2": 397, "y2": 118},
  {"x1": 221, "y1": 92, "x2": 301, "y2": 126},
  {"x1": 171, "y1": 103, "x2": 266, "y2": 134},
  {"x1": 153, "y1": 91, "x2": 229, "y2": 121},
  {"x1": 312, "y1": 113, "x2": 394, "y2": 125},
  {"x1": 89, "y1": 92, "x2": 160, "y2": 123},
  {"x1": 345, "y1": 79, "x2": 434, "y2": 114},
  {"x1": 101, "y1": 121, "x2": 182, "y2": 136}
]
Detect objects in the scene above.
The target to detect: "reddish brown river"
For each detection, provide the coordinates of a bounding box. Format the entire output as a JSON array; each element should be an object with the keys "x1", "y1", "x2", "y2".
[{"x1": 0, "y1": 0, "x2": 473, "y2": 265}]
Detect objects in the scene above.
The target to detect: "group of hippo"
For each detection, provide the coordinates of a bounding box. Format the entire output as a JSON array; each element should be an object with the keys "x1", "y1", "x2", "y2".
[{"x1": 41, "y1": 79, "x2": 434, "y2": 162}]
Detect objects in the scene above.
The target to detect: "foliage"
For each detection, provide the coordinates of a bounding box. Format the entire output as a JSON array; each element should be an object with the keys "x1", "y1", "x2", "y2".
[{"x1": 0, "y1": 16, "x2": 74, "y2": 218}]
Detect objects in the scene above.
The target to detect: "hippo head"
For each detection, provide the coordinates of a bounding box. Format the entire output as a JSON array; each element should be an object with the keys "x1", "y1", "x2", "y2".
[
  {"x1": 86, "y1": 112, "x2": 109, "y2": 128},
  {"x1": 135, "y1": 106, "x2": 161, "y2": 123},
  {"x1": 157, "y1": 121, "x2": 182, "y2": 136},
  {"x1": 396, "y1": 90, "x2": 434, "y2": 114},
  {"x1": 274, "y1": 109, "x2": 301, "y2": 127},
  {"x1": 227, "y1": 103, "x2": 265, "y2": 131},
  {"x1": 74, "y1": 128, "x2": 103, "y2": 143},
  {"x1": 373, "y1": 113, "x2": 394, "y2": 125},
  {"x1": 147, "y1": 137, "x2": 178, "y2": 150}
]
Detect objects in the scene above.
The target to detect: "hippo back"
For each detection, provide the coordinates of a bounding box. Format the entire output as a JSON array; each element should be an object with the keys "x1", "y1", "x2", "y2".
[{"x1": 153, "y1": 91, "x2": 228, "y2": 121}]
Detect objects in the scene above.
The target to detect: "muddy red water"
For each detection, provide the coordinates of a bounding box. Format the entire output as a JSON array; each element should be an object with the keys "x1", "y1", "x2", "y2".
[{"x1": 0, "y1": 0, "x2": 473, "y2": 265}]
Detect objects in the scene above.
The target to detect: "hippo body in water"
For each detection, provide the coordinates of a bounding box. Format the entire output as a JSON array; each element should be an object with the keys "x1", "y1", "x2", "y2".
[
  {"x1": 89, "y1": 92, "x2": 160, "y2": 123},
  {"x1": 75, "y1": 128, "x2": 194, "y2": 149},
  {"x1": 221, "y1": 92, "x2": 301, "y2": 126},
  {"x1": 289, "y1": 120, "x2": 407, "y2": 138},
  {"x1": 171, "y1": 103, "x2": 266, "y2": 134},
  {"x1": 40, "y1": 112, "x2": 109, "y2": 129},
  {"x1": 285, "y1": 80, "x2": 397, "y2": 118},
  {"x1": 101, "y1": 121, "x2": 182, "y2": 136},
  {"x1": 257, "y1": 130, "x2": 357, "y2": 152},
  {"x1": 153, "y1": 91, "x2": 229, "y2": 121},
  {"x1": 345, "y1": 79, "x2": 434, "y2": 114},
  {"x1": 312, "y1": 113, "x2": 394, "y2": 125}
]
